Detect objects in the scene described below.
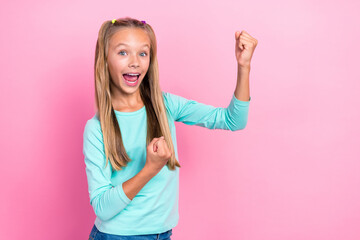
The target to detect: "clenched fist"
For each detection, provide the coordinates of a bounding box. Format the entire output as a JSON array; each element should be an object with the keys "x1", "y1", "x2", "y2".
[
  {"x1": 235, "y1": 30, "x2": 258, "y2": 68},
  {"x1": 145, "y1": 136, "x2": 172, "y2": 174}
]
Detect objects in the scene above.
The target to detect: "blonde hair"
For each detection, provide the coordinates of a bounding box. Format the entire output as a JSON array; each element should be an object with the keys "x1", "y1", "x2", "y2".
[{"x1": 94, "y1": 17, "x2": 181, "y2": 171}]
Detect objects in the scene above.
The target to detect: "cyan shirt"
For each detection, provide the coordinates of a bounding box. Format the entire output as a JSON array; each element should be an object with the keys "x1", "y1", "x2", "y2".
[{"x1": 83, "y1": 91, "x2": 251, "y2": 235}]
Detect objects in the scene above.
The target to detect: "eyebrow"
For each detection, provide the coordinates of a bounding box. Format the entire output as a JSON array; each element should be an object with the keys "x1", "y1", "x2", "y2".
[{"x1": 115, "y1": 43, "x2": 150, "y2": 49}]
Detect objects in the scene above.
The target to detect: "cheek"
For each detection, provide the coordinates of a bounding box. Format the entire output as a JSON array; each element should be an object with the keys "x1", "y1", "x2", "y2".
[
  {"x1": 141, "y1": 59, "x2": 150, "y2": 72},
  {"x1": 108, "y1": 62, "x2": 125, "y2": 78}
]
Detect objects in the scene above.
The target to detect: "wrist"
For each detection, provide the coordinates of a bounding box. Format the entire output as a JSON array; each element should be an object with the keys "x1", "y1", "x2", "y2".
[
  {"x1": 142, "y1": 163, "x2": 158, "y2": 177},
  {"x1": 238, "y1": 64, "x2": 251, "y2": 71}
]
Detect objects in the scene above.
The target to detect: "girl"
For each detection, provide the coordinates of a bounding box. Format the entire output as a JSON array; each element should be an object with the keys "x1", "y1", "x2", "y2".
[{"x1": 84, "y1": 17, "x2": 257, "y2": 240}]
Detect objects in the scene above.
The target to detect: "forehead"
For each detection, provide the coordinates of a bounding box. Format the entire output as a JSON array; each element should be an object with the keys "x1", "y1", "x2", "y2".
[{"x1": 109, "y1": 28, "x2": 150, "y2": 49}]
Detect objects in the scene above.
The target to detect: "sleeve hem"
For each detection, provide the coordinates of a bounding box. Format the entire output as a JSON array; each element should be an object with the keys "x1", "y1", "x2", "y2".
[
  {"x1": 117, "y1": 182, "x2": 132, "y2": 204},
  {"x1": 232, "y1": 93, "x2": 251, "y2": 104}
]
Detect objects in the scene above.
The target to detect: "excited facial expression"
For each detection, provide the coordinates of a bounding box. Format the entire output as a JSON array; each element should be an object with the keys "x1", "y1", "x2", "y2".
[{"x1": 107, "y1": 27, "x2": 151, "y2": 97}]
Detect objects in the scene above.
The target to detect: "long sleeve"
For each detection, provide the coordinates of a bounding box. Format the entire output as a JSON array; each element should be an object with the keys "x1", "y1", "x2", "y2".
[
  {"x1": 163, "y1": 92, "x2": 251, "y2": 131},
  {"x1": 83, "y1": 117, "x2": 131, "y2": 221}
]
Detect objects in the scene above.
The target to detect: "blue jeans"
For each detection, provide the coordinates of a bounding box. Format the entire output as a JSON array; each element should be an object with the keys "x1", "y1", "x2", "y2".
[{"x1": 88, "y1": 224, "x2": 173, "y2": 240}]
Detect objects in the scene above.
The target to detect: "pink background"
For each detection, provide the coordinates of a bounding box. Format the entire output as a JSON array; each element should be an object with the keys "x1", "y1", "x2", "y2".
[{"x1": 1, "y1": 0, "x2": 359, "y2": 239}]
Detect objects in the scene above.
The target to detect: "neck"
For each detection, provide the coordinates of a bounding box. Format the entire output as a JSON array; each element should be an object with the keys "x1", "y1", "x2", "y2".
[{"x1": 111, "y1": 89, "x2": 144, "y2": 111}]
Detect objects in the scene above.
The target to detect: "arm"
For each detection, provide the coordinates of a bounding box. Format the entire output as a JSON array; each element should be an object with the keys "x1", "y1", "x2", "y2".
[
  {"x1": 234, "y1": 30, "x2": 257, "y2": 101},
  {"x1": 83, "y1": 119, "x2": 155, "y2": 221},
  {"x1": 234, "y1": 65, "x2": 250, "y2": 101},
  {"x1": 161, "y1": 31, "x2": 257, "y2": 131},
  {"x1": 122, "y1": 166, "x2": 156, "y2": 201},
  {"x1": 162, "y1": 91, "x2": 250, "y2": 131}
]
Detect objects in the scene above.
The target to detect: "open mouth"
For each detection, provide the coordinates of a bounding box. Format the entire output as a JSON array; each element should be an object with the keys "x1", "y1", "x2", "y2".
[{"x1": 123, "y1": 73, "x2": 140, "y2": 82}]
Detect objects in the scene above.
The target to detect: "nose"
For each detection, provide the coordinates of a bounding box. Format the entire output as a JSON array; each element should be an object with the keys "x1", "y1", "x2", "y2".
[{"x1": 128, "y1": 55, "x2": 140, "y2": 68}]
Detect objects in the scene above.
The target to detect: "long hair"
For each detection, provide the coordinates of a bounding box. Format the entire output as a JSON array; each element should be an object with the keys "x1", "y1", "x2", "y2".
[{"x1": 94, "y1": 17, "x2": 181, "y2": 171}]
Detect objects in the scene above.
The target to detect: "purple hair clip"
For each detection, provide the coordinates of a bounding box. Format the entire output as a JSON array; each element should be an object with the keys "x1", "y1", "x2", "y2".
[{"x1": 141, "y1": 20, "x2": 146, "y2": 24}]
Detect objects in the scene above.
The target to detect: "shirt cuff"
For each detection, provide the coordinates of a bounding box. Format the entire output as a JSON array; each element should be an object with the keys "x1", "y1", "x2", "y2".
[
  {"x1": 232, "y1": 93, "x2": 251, "y2": 105},
  {"x1": 116, "y1": 182, "x2": 132, "y2": 204}
]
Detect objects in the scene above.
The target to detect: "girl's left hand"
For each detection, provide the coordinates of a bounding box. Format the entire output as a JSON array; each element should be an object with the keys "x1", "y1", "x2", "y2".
[{"x1": 235, "y1": 30, "x2": 258, "y2": 68}]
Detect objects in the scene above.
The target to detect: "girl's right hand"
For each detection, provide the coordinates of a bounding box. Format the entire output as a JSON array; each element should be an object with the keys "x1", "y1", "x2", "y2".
[{"x1": 145, "y1": 136, "x2": 172, "y2": 174}]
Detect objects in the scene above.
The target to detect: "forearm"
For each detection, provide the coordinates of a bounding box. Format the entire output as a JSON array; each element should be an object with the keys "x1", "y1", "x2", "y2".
[
  {"x1": 122, "y1": 165, "x2": 157, "y2": 200},
  {"x1": 234, "y1": 65, "x2": 250, "y2": 101},
  {"x1": 89, "y1": 166, "x2": 158, "y2": 221}
]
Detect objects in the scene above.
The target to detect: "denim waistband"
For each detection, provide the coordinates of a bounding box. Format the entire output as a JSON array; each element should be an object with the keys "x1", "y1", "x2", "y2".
[{"x1": 88, "y1": 224, "x2": 173, "y2": 240}]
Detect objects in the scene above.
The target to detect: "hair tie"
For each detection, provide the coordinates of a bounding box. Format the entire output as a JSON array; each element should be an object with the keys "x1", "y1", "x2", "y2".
[{"x1": 111, "y1": 19, "x2": 145, "y2": 25}]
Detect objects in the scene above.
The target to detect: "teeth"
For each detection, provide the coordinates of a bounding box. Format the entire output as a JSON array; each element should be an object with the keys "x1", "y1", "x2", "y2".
[{"x1": 127, "y1": 73, "x2": 140, "y2": 76}]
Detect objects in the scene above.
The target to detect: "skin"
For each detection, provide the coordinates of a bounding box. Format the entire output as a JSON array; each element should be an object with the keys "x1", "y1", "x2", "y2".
[
  {"x1": 107, "y1": 27, "x2": 151, "y2": 112},
  {"x1": 234, "y1": 30, "x2": 258, "y2": 101}
]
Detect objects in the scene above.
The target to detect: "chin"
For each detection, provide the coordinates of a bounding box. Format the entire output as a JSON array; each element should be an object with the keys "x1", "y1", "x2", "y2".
[{"x1": 121, "y1": 79, "x2": 143, "y2": 94}]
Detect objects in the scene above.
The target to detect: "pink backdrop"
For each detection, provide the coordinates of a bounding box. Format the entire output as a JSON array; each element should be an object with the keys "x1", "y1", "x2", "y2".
[{"x1": 1, "y1": 0, "x2": 359, "y2": 239}]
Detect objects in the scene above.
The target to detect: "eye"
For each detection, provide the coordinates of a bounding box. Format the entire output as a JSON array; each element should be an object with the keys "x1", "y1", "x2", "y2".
[
  {"x1": 140, "y1": 52, "x2": 148, "y2": 57},
  {"x1": 118, "y1": 50, "x2": 126, "y2": 56}
]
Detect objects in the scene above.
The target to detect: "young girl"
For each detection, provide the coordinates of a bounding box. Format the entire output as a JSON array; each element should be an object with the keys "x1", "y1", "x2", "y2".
[{"x1": 84, "y1": 17, "x2": 257, "y2": 240}]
